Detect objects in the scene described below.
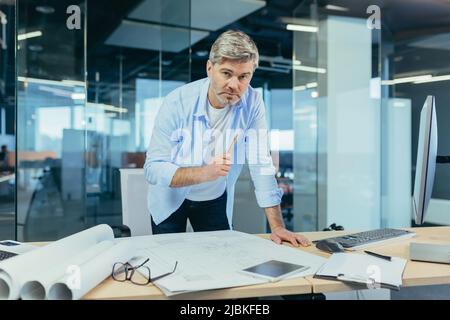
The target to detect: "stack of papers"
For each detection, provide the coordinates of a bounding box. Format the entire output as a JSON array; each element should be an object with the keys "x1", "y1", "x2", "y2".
[
  {"x1": 121, "y1": 230, "x2": 327, "y2": 296},
  {"x1": 314, "y1": 252, "x2": 407, "y2": 290}
]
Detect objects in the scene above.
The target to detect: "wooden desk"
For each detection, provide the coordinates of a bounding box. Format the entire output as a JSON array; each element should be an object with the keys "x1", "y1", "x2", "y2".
[
  {"x1": 83, "y1": 227, "x2": 450, "y2": 299},
  {"x1": 303, "y1": 226, "x2": 450, "y2": 293},
  {"x1": 84, "y1": 275, "x2": 312, "y2": 300}
]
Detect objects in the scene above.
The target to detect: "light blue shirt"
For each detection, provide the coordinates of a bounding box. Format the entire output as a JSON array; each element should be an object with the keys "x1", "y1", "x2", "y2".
[{"x1": 144, "y1": 77, "x2": 283, "y2": 227}]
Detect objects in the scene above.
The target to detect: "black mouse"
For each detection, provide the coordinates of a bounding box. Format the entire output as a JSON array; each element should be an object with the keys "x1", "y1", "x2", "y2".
[{"x1": 316, "y1": 239, "x2": 345, "y2": 253}]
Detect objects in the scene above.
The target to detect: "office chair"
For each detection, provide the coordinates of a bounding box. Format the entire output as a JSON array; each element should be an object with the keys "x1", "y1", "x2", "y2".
[{"x1": 119, "y1": 168, "x2": 193, "y2": 237}]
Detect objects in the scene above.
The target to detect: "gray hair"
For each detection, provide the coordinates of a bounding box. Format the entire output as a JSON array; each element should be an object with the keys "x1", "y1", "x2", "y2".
[{"x1": 209, "y1": 30, "x2": 259, "y2": 69}]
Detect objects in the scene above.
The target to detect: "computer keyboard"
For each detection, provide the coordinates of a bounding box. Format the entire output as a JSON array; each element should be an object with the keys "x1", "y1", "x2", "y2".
[
  {"x1": 320, "y1": 228, "x2": 415, "y2": 250},
  {"x1": 0, "y1": 249, "x2": 17, "y2": 261}
]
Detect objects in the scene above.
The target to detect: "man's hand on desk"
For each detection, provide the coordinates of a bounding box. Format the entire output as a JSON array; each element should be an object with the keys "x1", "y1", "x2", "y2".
[
  {"x1": 264, "y1": 205, "x2": 311, "y2": 247},
  {"x1": 270, "y1": 226, "x2": 311, "y2": 247}
]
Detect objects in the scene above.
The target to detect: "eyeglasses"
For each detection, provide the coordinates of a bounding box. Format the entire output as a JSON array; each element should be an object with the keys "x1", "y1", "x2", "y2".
[{"x1": 112, "y1": 258, "x2": 178, "y2": 286}]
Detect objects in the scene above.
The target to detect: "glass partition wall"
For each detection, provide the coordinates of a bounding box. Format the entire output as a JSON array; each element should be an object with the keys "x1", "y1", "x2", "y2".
[
  {"x1": 16, "y1": 0, "x2": 191, "y2": 240},
  {"x1": 0, "y1": 0, "x2": 15, "y2": 240},
  {"x1": 17, "y1": 0, "x2": 87, "y2": 240}
]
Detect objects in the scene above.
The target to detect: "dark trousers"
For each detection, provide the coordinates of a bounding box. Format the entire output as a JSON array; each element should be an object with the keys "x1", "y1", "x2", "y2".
[{"x1": 151, "y1": 191, "x2": 230, "y2": 234}]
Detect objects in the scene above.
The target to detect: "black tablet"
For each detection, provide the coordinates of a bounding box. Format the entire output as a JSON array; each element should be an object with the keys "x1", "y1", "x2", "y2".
[{"x1": 240, "y1": 260, "x2": 309, "y2": 282}]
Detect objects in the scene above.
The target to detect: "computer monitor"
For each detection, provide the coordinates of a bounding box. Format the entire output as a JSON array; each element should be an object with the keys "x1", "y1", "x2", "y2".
[{"x1": 413, "y1": 95, "x2": 437, "y2": 225}]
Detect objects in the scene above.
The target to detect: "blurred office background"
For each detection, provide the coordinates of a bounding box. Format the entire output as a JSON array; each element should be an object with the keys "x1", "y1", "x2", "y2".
[{"x1": 0, "y1": 0, "x2": 449, "y2": 241}]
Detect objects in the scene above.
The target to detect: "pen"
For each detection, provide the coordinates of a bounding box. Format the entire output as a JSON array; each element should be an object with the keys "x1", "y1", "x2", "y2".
[{"x1": 364, "y1": 250, "x2": 392, "y2": 261}]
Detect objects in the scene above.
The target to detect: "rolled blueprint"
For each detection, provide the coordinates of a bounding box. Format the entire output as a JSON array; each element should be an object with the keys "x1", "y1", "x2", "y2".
[
  {"x1": 0, "y1": 224, "x2": 114, "y2": 300},
  {"x1": 20, "y1": 240, "x2": 115, "y2": 300},
  {"x1": 47, "y1": 240, "x2": 135, "y2": 300}
]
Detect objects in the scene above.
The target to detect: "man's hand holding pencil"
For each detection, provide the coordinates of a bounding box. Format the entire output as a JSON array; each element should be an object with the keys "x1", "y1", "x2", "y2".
[{"x1": 201, "y1": 134, "x2": 238, "y2": 182}]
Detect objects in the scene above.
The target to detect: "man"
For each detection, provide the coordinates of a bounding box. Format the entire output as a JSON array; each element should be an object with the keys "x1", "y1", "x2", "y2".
[{"x1": 144, "y1": 30, "x2": 310, "y2": 247}]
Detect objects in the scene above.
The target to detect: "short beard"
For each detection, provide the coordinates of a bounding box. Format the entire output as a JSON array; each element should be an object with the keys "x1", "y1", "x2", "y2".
[
  {"x1": 212, "y1": 88, "x2": 232, "y2": 107},
  {"x1": 218, "y1": 92, "x2": 242, "y2": 108},
  {"x1": 215, "y1": 91, "x2": 227, "y2": 106},
  {"x1": 209, "y1": 84, "x2": 240, "y2": 108}
]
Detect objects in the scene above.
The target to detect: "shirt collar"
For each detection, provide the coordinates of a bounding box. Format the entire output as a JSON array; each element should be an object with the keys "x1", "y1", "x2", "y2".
[{"x1": 194, "y1": 77, "x2": 245, "y2": 119}]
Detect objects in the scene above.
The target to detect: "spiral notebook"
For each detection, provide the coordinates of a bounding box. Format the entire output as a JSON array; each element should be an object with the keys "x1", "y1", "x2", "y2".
[{"x1": 314, "y1": 252, "x2": 407, "y2": 290}]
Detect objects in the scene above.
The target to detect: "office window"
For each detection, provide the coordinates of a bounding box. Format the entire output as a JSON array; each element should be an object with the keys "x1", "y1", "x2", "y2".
[
  {"x1": 15, "y1": 0, "x2": 191, "y2": 240},
  {"x1": 0, "y1": 0, "x2": 15, "y2": 240}
]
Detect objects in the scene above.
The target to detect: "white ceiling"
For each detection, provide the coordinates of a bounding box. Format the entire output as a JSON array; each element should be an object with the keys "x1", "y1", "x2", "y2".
[
  {"x1": 105, "y1": 0, "x2": 266, "y2": 52},
  {"x1": 105, "y1": 20, "x2": 209, "y2": 52},
  {"x1": 410, "y1": 33, "x2": 450, "y2": 51},
  {"x1": 128, "y1": 0, "x2": 266, "y2": 31}
]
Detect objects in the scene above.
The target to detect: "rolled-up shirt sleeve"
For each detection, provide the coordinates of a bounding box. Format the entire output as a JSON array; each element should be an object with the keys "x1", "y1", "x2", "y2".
[
  {"x1": 245, "y1": 94, "x2": 284, "y2": 208},
  {"x1": 144, "y1": 97, "x2": 180, "y2": 187}
]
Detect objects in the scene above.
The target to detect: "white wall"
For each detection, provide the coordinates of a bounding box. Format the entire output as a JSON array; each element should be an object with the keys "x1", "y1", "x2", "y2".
[
  {"x1": 381, "y1": 98, "x2": 412, "y2": 228},
  {"x1": 318, "y1": 16, "x2": 381, "y2": 230},
  {"x1": 423, "y1": 198, "x2": 450, "y2": 225}
]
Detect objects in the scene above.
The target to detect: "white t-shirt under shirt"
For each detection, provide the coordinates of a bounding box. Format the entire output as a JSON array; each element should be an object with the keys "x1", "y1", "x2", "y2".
[{"x1": 186, "y1": 101, "x2": 233, "y2": 201}]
